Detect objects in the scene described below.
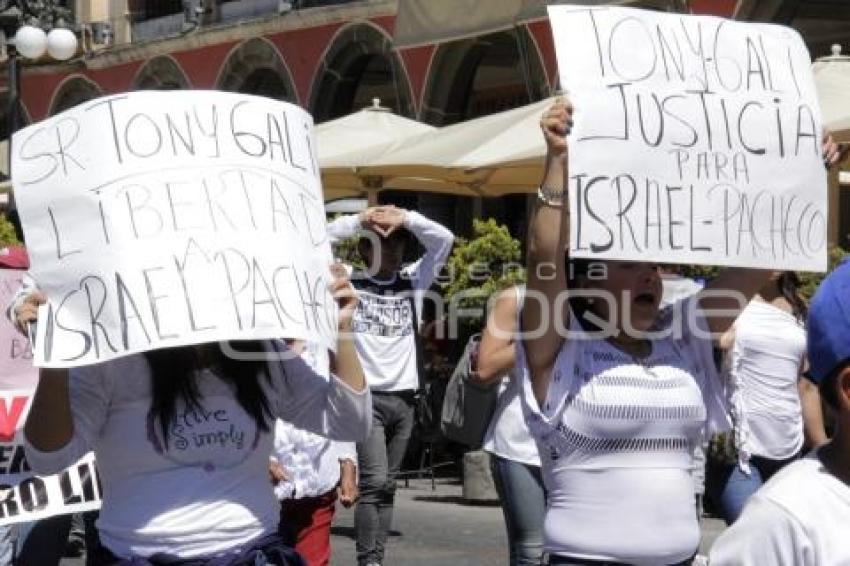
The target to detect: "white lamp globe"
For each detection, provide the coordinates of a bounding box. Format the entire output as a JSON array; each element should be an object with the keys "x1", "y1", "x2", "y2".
[
  {"x1": 14, "y1": 25, "x2": 47, "y2": 59},
  {"x1": 47, "y1": 28, "x2": 78, "y2": 61}
]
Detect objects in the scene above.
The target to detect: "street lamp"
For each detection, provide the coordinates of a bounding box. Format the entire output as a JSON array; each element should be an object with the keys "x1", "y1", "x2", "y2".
[
  {"x1": 1, "y1": 1, "x2": 78, "y2": 164},
  {"x1": 0, "y1": 1, "x2": 77, "y2": 234}
]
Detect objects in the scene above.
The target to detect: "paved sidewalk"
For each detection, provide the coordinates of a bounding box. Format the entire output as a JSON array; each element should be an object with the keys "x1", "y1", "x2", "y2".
[{"x1": 330, "y1": 478, "x2": 508, "y2": 565}]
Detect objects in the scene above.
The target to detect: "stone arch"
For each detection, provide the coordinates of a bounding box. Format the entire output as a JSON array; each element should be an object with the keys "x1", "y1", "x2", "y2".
[
  {"x1": 420, "y1": 26, "x2": 548, "y2": 125},
  {"x1": 216, "y1": 38, "x2": 296, "y2": 101},
  {"x1": 132, "y1": 55, "x2": 191, "y2": 90},
  {"x1": 309, "y1": 22, "x2": 413, "y2": 122},
  {"x1": 48, "y1": 75, "x2": 104, "y2": 115}
]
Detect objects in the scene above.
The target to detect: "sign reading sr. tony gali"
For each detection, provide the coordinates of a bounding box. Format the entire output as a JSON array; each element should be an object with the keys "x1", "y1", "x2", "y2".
[
  {"x1": 548, "y1": 6, "x2": 827, "y2": 271},
  {"x1": 12, "y1": 91, "x2": 336, "y2": 367}
]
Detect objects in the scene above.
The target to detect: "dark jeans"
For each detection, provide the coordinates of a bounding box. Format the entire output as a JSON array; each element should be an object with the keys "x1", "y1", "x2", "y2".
[
  {"x1": 354, "y1": 391, "x2": 415, "y2": 566},
  {"x1": 16, "y1": 511, "x2": 100, "y2": 566},
  {"x1": 549, "y1": 557, "x2": 693, "y2": 565},
  {"x1": 89, "y1": 533, "x2": 303, "y2": 566},
  {"x1": 15, "y1": 514, "x2": 71, "y2": 566}
]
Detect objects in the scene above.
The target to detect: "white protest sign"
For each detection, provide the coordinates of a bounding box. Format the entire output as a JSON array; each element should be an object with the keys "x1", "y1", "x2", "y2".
[
  {"x1": 548, "y1": 6, "x2": 827, "y2": 271},
  {"x1": 12, "y1": 91, "x2": 337, "y2": 367},
  {"x1": 0, "y1": 391, "x2": 101, "y2": 526}
]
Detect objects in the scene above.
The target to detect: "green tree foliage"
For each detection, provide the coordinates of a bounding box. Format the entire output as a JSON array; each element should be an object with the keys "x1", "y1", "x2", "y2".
[
  {"x1": 328, "y1": 213, "x2": 366, "y2": 271},
  {"x1": 679, "y1": 246, "x2": 849, "y2": 301},
  {"x1": 0, "y1": 214, "x2": 20, "y2": 247},
  {"x1": 441, "y1": 218, "x2": 525, "y2": 337}
]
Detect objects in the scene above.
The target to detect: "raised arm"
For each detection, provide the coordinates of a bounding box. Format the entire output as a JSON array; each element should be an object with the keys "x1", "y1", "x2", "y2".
[
  {"x1": 11, "y1": 289, "x2": 75, "y2": 454},
  {"x1": 521, "y1": 98, "x2": 573, "y2": 404},
  {"x1": 699, "y1": 132, "x2": 842, "y2": 336},
  {"x1": 330, "y1": 263, "x2": 366, "y2": 393},
  {"x1": 403, "y1": 211, "x2": 454, "y2": 291},
  {"x1": 326, "y1": 211, "x2": 368, "y2": 245},
  {"x1": 474, "y1": 287, "x2": 519, "y2": 387}
]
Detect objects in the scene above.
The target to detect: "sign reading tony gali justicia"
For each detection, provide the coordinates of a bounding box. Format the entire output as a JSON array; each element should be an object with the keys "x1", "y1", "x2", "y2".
[{"x1": 549, "y1": 6, "x2": 828, "y2": 271}]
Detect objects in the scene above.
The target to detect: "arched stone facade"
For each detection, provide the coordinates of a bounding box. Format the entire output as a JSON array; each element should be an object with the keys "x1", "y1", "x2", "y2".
[
  {"x1": 216, "y1": 38, "x2": 296, "y2": 101},
  {"x1": 420, "y1": 27, "x2": 548, "y2": 126},
  {"x1": 132, "y1": 56, "x2": 192, "y2": 90},
  {"x1": 48, "y1": 75, "x2": 104, "y2": 115},
  {"x1": 309, "y1": 23, "x2": 413, "y2": 122}
]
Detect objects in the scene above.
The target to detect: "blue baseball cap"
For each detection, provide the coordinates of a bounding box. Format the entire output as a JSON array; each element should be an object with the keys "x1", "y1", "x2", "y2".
[{"x1": 807, "y1": 258, "x2": 850, "y2": 384}]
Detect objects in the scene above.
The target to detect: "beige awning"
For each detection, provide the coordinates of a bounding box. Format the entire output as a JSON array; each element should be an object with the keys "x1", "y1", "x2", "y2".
[
  {"x1": 393, "y1": 0, "x2": 525, "y2": 49},
  {"x1": 315, "y1": 99, "x2": 437, "y2": 200},
  {"x1": 393, "y1": 0, "x2": 684, "y2": 49},
  {"x1": 813, "y1": 45, "x2": 850, "y2": 140},
  {"x1": 515, "y1": 0, "x2": 683, "y2": 23},
  {"x1": 360, "y1": 97, "x2": 558, "y2": 196}
]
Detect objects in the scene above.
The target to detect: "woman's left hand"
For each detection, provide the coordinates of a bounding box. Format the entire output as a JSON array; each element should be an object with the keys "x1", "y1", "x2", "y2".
[
  {"x1": 337, "y1": 459, "x2": 359, "y2": 508},
  {"x1": 330, "y1": 264, "x2": 358, "y2": 331},
  {"x1": 822, "y1": 130, "x2": 845, "y2": 168}
]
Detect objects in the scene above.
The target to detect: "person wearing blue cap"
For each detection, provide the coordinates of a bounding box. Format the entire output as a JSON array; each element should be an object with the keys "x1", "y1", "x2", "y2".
[{"x1": 710, "y1": 259, "x2": 850, "y2": 565}]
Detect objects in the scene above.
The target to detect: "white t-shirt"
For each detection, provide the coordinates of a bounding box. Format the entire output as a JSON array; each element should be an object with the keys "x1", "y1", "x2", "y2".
[
  {"x1": 25, "y1": 343, "x2": 370, "y2": 560},
  {"x1": 726, "y1": 300, "x2": 807, "y2": 463},
  {"x1": 273, "y1": 420, "x2": 356, "y2": 500},
  {"x1": 483, "y1": 286, "x2": 540, "y2": 467},
  {"x1": 710, "y1": 449, "x2": 850, "y2": 566},
  {"x1": 519, "y1": 298, "x2": 729, "y2": 565},
  {"x1": 272, "y1": 342, "x2": 356, "y2": 500},
  {"x1": 484, "y1": 377, "x2": 541, "y2": 467},
  {"x1": 326, "y1": 212, "x2": 454, "y2": 392}
]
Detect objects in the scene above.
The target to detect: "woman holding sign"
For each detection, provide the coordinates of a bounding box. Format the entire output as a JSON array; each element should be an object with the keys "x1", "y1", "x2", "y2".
[
  {"x1": 521, "y1": 98, "x2": 840, "y2": 565},
  {"x1": 14, "y1": 265, "x2": 369, "y2": 565}
]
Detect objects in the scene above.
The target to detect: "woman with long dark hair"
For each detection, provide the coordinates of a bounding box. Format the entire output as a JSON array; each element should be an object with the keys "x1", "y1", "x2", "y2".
[
  {"x1": 14, "y1": 266, "x2": 369, "y2": 565},
  {"x1": 711, "y1": 271, "x2": 829, "y2": 523}
]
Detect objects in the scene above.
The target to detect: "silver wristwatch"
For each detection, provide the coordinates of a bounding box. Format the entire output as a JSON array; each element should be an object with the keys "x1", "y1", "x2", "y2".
[{"x1": 537, "y1": 185, "x2": 567, "y2": 207}]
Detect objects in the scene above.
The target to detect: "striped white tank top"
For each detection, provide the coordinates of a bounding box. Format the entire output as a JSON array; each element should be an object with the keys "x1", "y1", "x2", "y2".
[{"x1": 519, "y1": 297, "x2": 729, "y2": 565}]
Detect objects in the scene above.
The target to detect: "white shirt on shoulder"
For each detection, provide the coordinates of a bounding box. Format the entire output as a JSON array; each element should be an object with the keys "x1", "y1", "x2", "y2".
[{"x1": 709, "y1": 449, "x2": 850, "y2": 566}]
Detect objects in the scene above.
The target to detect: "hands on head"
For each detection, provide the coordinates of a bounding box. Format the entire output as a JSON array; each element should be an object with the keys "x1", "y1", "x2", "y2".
[{"x1": 358, "y1": 205, "x2": 407, "y2": 238}]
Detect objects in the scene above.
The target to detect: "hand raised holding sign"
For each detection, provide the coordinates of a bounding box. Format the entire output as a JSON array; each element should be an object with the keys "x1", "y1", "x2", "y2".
[
  {"x1": 330, "y1": 263, "x2": 358, "y2": 332},
  {"x1": 539, "y1": 96, "x2": 574, "y2": 157},
  {"x1": 822, "y1": 130, "x2": 843, "y2": 168},
  {"x1": 14, "y1": 290, "x2": 46, "y2": 337},
  {"x1": 329, "y1": 263, "x2": 366, "y2": 394}
]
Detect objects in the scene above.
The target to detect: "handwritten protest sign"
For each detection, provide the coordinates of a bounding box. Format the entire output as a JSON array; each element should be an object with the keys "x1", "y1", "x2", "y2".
[
  {"x1": 548, "y1": 6, "x2": 827, "y2": 271},
  {"x1": 0, "y1": 390, "x2": 101, "y2": 526},
  {"x1": 11, "y1": 91, "x2": 336, "y2": 367}
]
